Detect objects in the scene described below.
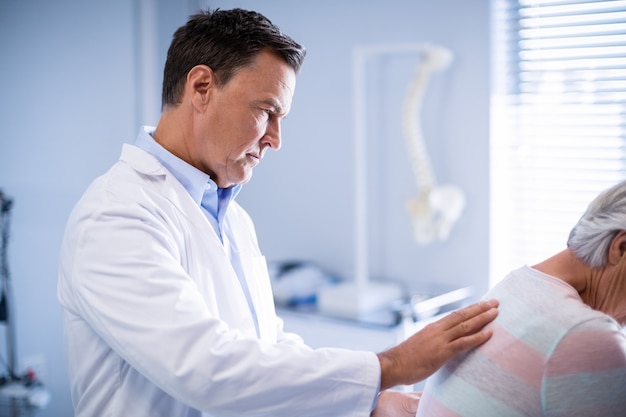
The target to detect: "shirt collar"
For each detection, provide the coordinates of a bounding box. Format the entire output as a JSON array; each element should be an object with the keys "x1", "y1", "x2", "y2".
[{"x1": 134, "y1": 126, "x2": 241, "y2": 217}]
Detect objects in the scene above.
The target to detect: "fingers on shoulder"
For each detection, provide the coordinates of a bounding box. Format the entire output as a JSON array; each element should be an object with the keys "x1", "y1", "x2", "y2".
[{"x1": 441, "y1": 299, "x2": 499, "y2": 330}]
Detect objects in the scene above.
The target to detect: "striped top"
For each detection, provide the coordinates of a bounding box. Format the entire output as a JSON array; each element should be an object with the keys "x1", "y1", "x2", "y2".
[{"x1": 416, "y1": 266, "x2": 626, "y2": 417}]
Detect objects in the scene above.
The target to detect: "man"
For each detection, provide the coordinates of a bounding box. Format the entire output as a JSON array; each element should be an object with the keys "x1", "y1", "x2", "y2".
[{"x1": 58, "y1": 8, "x2": 498, "y2": 416}]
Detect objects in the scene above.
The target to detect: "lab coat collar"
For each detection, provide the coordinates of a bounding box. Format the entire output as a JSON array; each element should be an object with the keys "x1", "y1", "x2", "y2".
[{"x1": 118, "y1": 144, "x2": 223, "y2": 246}]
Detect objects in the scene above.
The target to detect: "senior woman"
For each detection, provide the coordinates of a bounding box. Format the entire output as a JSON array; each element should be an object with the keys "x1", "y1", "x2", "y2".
[{"x1": 416, "y1": 180, "x2": 626, "y2": 416}]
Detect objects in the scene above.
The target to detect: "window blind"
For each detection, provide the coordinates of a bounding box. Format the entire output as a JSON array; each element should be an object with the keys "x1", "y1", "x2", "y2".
[{"x1": 490, "y1": 0, "x2": 626, "y2": 285}]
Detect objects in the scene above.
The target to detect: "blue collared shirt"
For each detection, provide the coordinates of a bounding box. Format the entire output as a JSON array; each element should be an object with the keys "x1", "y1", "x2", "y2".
[{"x1": 134, "y1": 126, "x2": 259, "y2": 335}]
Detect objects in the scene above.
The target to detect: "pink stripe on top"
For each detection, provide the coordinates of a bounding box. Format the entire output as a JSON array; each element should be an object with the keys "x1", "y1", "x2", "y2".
[{"x1": 479, "y1": 322, "x2": 546, "y2": 389}]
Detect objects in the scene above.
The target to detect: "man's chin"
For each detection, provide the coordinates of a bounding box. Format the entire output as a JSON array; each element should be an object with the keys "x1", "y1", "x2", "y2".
[{"x1": 232, "y1": 172, "x2": 253, "y2": 187}]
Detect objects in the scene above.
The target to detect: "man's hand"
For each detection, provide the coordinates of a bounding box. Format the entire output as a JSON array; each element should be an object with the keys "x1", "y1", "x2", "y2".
[
  {"x1": 371, "y1": 390, "x2": 421, "y2": 417},
  {"x1": 377, "y1": 299, "x2": 499, "y2": 390}
]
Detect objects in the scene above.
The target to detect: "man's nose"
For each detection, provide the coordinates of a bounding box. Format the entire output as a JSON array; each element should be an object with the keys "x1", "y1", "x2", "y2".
[{"x1": 264, "y1": 117, "x2": 282, "y2": 150}]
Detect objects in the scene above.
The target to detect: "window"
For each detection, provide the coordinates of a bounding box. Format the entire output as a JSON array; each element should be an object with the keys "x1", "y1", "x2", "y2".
[{"x1": 490, "y1": 0, "x2": 626, "y2": 285}]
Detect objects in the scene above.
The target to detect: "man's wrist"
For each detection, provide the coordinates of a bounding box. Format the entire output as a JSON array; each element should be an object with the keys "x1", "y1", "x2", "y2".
[{"x1": 377, "y1": 350, "x2": 398, "y2": 390}]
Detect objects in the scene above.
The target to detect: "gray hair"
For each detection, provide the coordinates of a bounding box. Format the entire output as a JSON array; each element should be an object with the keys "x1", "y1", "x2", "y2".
[{"x1": 567, "y1": 180, "x2": 626, "y2": 268}]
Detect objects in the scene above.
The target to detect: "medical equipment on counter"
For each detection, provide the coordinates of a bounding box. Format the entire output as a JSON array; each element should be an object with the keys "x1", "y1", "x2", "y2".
[
  {"x1": 281, "y1": 283, "x2": 472, "y2": 393},
  {"x1": 268, "y1": 261, "x2": 337, "y2": 308}
]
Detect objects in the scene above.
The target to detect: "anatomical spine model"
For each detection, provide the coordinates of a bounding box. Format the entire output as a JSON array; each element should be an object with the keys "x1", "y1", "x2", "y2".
[{"x1": 403, "y1": 46, "x2": 465, "y2": 245}]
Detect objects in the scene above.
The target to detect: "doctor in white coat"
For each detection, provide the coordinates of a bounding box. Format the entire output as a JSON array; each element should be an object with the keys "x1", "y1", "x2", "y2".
[{"x1": 57, "y1": 8, "x2": 498, "y2": 417}]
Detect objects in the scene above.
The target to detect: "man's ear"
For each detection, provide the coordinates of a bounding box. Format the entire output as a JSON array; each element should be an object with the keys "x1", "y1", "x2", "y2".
[
  {"x1": 608, "y1": 230, "x2": 626, "y2": 264},
  {"x1": 186, "y1": 65, "x2": 215, "y2": 110}
]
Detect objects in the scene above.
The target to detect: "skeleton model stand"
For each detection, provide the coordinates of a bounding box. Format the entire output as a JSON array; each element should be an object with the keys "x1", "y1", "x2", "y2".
[
  {"x1": 0, "y1": 190, "x2": 17, "y2": 383},
  {"x1": 0, "y1": 190, "x2": 50, "y2": 415}
]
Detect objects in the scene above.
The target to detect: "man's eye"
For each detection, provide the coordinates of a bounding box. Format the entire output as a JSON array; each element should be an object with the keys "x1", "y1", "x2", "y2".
[{"x1": 262, "y1": 109, "x2": 276, "y2": 120}]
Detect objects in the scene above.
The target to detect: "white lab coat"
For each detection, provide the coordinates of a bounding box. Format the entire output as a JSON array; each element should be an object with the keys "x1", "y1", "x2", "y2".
[{"x1": 57, "y1": 144, "x2": 380, "y2": 417}]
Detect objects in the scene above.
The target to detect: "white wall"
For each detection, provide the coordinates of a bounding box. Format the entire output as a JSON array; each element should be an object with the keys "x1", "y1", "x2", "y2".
[{"x1": 0, "y1": 1, "x2": 490, "y2": 415}]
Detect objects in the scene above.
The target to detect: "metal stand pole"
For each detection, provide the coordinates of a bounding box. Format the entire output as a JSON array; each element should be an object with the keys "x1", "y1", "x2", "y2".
[
  {"x1": 0, "y1": 191, "x2": 17, "y2": 382},
  {"x1": 0, "y1": 191, "x2": 21, "y2": 416}
]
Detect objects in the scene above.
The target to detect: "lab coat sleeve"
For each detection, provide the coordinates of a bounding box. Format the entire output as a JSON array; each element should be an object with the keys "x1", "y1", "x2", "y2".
[
  {"x1": 59, "y1": 174, "x2": 380, "y2": 417},
  {"x1": 275, "y1": 315, "x2": 305, "y2": 346}
]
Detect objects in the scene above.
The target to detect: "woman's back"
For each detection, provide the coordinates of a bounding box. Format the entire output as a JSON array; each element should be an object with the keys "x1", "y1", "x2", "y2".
[{"x1": 416, "y1": 265, "x2": 626, "y2": 417}]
